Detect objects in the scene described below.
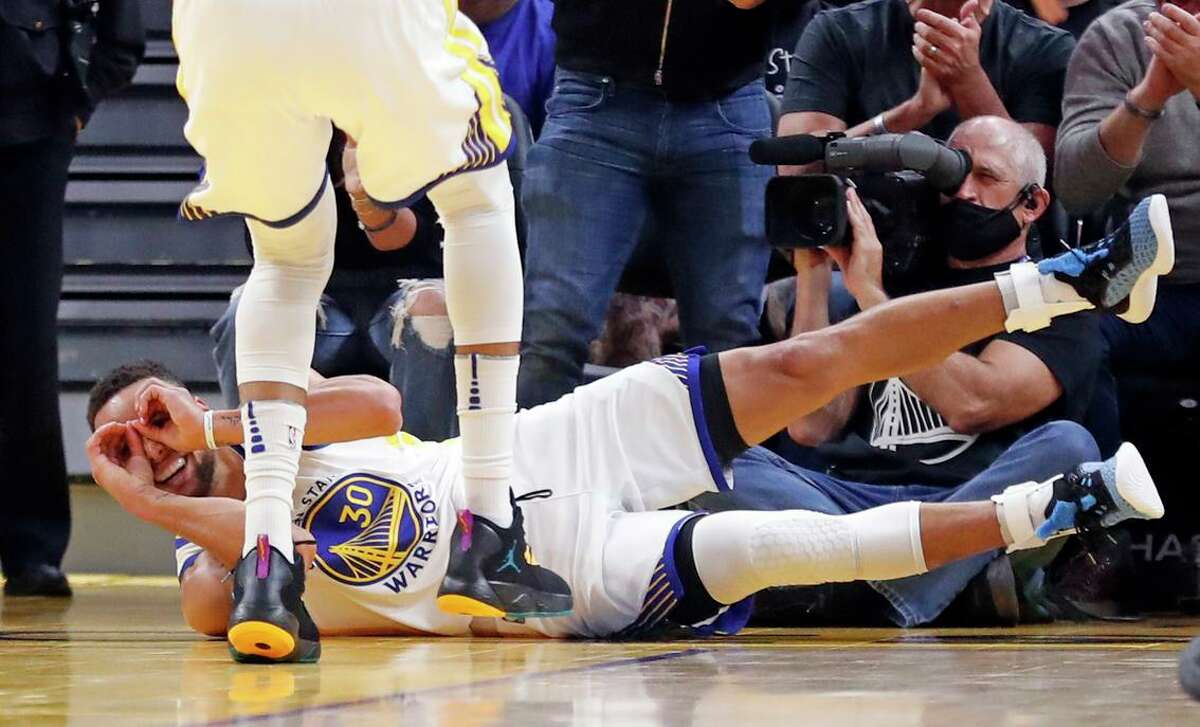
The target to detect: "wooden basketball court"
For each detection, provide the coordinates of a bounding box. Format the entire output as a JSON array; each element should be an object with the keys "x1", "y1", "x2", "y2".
[{"x1": 2, "y1": 575, "x2": 1197, "y2": 725}]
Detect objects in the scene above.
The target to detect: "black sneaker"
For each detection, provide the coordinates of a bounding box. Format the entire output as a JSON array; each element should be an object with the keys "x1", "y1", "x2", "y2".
[
  {"x1": 436, "y1": 505, "x2": 573, "y2": 619},
  {"x1": 1038, "y1": 194, "x2": 1174, "y2": 323},
  {"x1": 3, "y1": 564, "x2": 72, "y2": 598},
  {"x1": 227, "y1": 536, "x2": 321, "y2": 664}
]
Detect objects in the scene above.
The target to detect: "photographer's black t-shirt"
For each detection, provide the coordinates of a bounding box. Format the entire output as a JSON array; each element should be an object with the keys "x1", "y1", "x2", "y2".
[
  {"x1": 815, "y1": 262, "x2": 1104, "y2": 486},
  {"x1": 781, "y1": 0, "x2": 1074, "y2": 139}
]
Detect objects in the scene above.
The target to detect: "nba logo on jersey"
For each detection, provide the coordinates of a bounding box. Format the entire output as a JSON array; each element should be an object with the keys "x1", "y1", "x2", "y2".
[
  {"x1": 302, "y1": 473, "x2": 441, "y2": 591},
  {"x1": 287, "y1": 426, "x2": 300, "y2": 450}
]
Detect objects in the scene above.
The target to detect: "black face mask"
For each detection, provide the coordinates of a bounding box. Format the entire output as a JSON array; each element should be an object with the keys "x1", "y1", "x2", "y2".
[{"x1": 937, "y1": 188, "x2": 1033, "y2": 262}]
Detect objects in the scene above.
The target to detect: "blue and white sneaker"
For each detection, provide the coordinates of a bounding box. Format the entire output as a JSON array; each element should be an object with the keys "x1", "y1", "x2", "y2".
[
  {"x1": 1035, "y1": 442, "x2": 1164, "y2": 541},
  {"x1": 1039, "y1": 194, "x2": 1175, "y2": 323},
  {"x1": 994, "y1": 443, "x2": 1163, "y2": 550}
]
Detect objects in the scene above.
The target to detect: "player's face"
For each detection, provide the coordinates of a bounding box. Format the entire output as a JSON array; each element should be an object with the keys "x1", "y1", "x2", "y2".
[{"x1": 91, "y1": 379, "x2": 217, "y2": 498}]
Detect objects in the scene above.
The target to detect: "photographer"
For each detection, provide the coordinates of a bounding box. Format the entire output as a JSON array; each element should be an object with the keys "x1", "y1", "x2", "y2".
[
  {"x1": 0, "y1": 0, "x2": 143, "y2": 596},
  {"x1": 725, "y1": 117, "x2": 1106, "y2": 626}
]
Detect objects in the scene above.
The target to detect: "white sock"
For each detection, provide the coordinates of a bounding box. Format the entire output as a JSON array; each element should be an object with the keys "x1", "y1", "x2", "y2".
[
  {"x1": 994, "y1": 262, "x2": 1092, "y2": 333},
  {"x1": 455, "y1": 354, "x2": 518, "y2": 528},
  {"x1": 241, "y1": 400, "x2": 306, "y2": 562},
  {"x1": 691, "y1": 503, "x2": 927, "y2": 605}
]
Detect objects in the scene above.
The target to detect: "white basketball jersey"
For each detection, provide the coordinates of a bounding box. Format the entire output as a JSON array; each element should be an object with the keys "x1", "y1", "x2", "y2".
[
  {"x1": 175, "y1": 434, "x2": 482, "y2": 636},
  {"x1": 290, "y1": 434, "x2": 474, "y2": 635}
]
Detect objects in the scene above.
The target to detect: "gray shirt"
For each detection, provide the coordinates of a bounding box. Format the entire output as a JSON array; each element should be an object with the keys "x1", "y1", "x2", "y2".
[{"x1": 1055, "y1": 0, "x2": 1200, "y2": 285}]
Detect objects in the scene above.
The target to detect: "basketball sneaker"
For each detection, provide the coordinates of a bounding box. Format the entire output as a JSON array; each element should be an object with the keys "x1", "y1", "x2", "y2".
[
  {"x1": 437, "y1": 502, "x2": 573, "y2": 620},
  {"x1": 226, "y1": 535, "x2": 321, "y2": 664},
  {"x1": 1038, "y1": 193, "x2": 1175, "y2": 323},
  {"x1": 994, "y1": 442, "x2": 1164, "y2": 551}
]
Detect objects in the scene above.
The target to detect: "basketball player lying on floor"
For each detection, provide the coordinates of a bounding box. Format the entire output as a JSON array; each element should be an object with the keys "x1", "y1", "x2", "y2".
[{"x1": 87, "y1": 191, "x2": 1173, "y2": 655}]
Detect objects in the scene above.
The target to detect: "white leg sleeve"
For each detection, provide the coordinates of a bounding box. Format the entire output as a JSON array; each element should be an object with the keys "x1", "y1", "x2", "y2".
[
  {"x1": 427, "y1": 163, "x2": 522, "y2": 346},
  {"x1": 236, "y1": 180, "x2": 336, "y2": 390},
  {"x1": 691, "y1": 503, "x2": 928, "y2": 605},
  {"x1": 429, "y1": 165, "x2": 523, "y2": 527},
  {"x1": 235, "y1": 182, "x2": 334, "y2": 561}
]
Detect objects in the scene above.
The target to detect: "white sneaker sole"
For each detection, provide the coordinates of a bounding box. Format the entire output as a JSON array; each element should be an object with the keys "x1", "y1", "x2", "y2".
[
  {"x1": 1113, "y1": 442, "x2": 1164, "y2": 520},
  {"x1": 1121, "y1": 194, "x2": 1176, "y2": 323}
]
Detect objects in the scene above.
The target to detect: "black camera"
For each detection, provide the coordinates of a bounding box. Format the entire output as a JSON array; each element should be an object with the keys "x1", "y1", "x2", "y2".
[{"x1": 750, "y1": 132, "x2": 973, "y2": 290}]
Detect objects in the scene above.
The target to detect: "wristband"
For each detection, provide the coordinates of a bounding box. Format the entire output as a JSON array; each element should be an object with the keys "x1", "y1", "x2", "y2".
[
  {"x1": 871, "y1": 112, "x2": 889, "y2": 136},
  {"x1": 356, "y1": 210, "x2": 399, "y2": 233},
  {"x1": 1123, "y1": 94, "x2": 1163, "y2": 121},
  {"x1": 350, "y1": 192, "x2": 399, "y2": 232},
  {"x1": 203, "y1": 410, "x2": 218, "y2": 450}
]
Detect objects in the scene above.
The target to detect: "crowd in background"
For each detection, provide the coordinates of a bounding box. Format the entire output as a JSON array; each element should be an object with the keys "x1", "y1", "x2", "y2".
[{"x1": 2, "y1": 0, "x2": 1198, "y2": 626}]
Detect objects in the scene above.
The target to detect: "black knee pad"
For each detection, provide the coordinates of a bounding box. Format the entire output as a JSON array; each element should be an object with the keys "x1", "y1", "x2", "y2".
[{"x1": 665, "y1": 514, "x2": 726, "y2": 627}]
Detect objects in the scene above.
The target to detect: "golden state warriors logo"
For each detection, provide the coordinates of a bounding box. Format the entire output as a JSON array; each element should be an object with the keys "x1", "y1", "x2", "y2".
[{"x1": 302, "y1": 473, "x2": 440, "y2": 590}]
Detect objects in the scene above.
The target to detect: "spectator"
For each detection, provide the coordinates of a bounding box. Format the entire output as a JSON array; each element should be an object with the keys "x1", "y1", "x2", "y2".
[
  {"x1": 1003, "y1": 0, "x2": 1123, "y2": 40},
  {"x1": 707, "y1": 117, "x2": 1105, "y2": 626},
  {"x1": 211, "y1": 132, "x2": 459, "y2": 441},
  {"x1": 0, "y1": 0, "x2": 143, "y2": 596},
  {"x1": 1054, "y1": 0, "x2": 1200, "y2": 450},
  {"x1": 518, "y1": 0, "x2": 777, "y2": 409},
  {"x1": 778, "y1": 0, "x2": 1073, "y2": 164},
  {"x1": 460, "y1": 0, "x2": 556, "y2": 136}
]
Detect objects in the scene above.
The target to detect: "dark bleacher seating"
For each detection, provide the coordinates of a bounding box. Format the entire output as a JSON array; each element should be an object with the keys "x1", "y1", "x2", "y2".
[{"x1": 61, "y1": 0, "x2": 246, "y2": 477}]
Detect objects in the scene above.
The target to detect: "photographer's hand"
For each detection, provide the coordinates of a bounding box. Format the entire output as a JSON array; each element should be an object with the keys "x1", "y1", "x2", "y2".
[{"x1": 824, "y1": 188, "x2": 888, "y2": 310}]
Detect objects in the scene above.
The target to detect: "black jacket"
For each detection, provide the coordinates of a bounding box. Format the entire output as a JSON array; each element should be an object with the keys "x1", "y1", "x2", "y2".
[
  {"x1": 0, "y1": 0, "x2": 144, "y2": 145},
  {"x1": 552, "y1": 0, "x2": 776, "y2": 101}
]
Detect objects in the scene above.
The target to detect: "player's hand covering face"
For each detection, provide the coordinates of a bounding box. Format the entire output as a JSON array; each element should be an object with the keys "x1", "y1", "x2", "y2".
[
  {"x1": 91, "y1": 378, "x2": 218, "y2": 499},
  {"x1": 131, "y1": 383, "x2": 208, "y2": 454},
  {"x1": 87, "y1": 422, "x2": 160, "y2": 513}
]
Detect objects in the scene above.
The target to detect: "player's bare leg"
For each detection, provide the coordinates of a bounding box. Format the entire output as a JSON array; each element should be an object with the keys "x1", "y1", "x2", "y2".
[
  {"x1": 689, "y1": 443, "x2": 1162, "y2": 606},
  {"x1": 428, "y1": 164, "x2": 572, "y2": 619},
  {"x1": 723, "y1": 194, "x2": 1175, "y2": 447},
  {"x1": 224, "y1": 184, "x2": 335, "y2": 663}
]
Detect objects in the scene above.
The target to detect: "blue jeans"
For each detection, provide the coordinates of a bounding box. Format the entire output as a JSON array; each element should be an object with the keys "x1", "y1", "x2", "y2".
[
  {"x1": 1087, "y1": 283, "x2": 1200, "y2": 456},
  {"x1": 695, "y1": 421, "x2": 1101, "y2": 626},
  {"x1": 210, "y1": 275, "x2": 459, "y2": 441},
  {"x1": 517, "y1": 69, "x2": 774, "y2": 408}
]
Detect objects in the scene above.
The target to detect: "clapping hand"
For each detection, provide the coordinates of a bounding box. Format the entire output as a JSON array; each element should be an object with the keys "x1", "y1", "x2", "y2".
[
  {"x1": 914, "y1": 0, "x2": 988, "y2": 91},
  {"x1": 1144, "y1": 3, "x2": 1200, "y2": 99}
]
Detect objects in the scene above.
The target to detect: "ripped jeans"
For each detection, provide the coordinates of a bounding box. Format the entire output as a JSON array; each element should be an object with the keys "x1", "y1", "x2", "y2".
[{"x1": 210, "y1": 275, "x2": 459, "y2": 441}]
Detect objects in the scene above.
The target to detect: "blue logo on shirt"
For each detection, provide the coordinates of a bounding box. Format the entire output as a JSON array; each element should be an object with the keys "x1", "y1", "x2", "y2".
[{"x1": 302, "y1": 473, "x2": 439, "y2": 590}]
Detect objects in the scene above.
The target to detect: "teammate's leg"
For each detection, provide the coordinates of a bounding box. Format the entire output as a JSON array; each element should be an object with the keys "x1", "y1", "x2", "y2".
[
  {"x1": 722, "y1": 194, "x2": 1175, "y2": 446},
  {"x1": 225, "y1": 183, "x2": 335, "y2": 663},
  {"x1": 427, "y1": 165, "x2": 522, "y2": 528},
  {"x1": 427, "y1": 164, "x2": 572, "y2": 618},
  {"x1": 685, "y1": 443, "x2": 1161, "y2": 609}
]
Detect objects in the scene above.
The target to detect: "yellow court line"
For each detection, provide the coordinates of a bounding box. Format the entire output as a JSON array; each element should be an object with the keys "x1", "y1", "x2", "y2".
[{"x1": 0, "y1": 574, "x2": 180, "y2": 588}]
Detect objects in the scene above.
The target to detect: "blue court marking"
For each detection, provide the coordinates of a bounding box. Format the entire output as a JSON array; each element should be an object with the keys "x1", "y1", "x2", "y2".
[{"x1": 193, "y1": 648, "x2": 708, "y2": 727}]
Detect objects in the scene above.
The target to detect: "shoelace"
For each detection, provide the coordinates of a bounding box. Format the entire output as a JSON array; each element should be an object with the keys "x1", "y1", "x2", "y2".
[{"x1": 1059, "y1": 470, "x2": 1119, "y2": 565}]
